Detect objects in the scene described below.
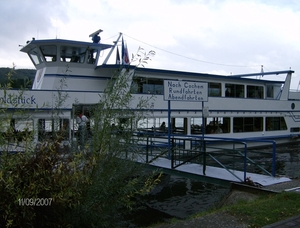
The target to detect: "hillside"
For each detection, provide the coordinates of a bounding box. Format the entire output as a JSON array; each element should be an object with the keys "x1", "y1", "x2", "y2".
[{"x1": 0, "y1": 67, "x2": 35, "y2": 89}]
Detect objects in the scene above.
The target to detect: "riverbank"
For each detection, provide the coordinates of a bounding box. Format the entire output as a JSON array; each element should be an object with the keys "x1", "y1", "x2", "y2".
[
  {"x1": 150, "y1": 178, "x2": 300, "y2": 228},
  {"x1": 150, "y1": 189, "x2": 254, "y2": 228}
]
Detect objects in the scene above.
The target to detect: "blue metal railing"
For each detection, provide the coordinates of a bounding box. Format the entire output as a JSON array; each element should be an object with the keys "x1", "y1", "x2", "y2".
[{"x1": 135, "y1": 131, "x2": 277, "y2": 182}]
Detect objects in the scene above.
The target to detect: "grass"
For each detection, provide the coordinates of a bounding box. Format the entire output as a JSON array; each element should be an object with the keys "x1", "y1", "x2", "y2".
[
  {"x1": 224, "y1": 191, "x2": 300, "y2": 227},
  {"x1": 149, "y1": 191, "x2": 300, "y2": 228}
]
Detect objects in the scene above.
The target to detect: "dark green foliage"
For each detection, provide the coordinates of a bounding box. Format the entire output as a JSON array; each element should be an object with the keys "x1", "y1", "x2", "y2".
[
  {"x1": 71, "y1": 158, "x2": 160, "y2": 227},
  {"x1": 0, "y1": 67, "x2": 35, "y2": 89},
  {"x1": 0, "y1": 140, "x2": 92, "y2": 228},
  {"x1": 226, "y1": 192, "x2": 300, "y2": 227},
  {"x1": 0, "y1": 50, "x2": 160, "y2": 227},
  {"x1": 69, "y1": 50, "x2": 160, "y2": 227}
]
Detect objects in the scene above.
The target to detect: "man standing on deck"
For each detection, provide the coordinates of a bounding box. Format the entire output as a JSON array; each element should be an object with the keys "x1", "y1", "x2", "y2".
[{"x1": 77, "y1": 112, "x2": 89, "y2": 149}]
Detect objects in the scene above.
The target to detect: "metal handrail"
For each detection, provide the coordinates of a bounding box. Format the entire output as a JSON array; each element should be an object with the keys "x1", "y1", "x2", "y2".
[{"x1": 134, "y1": 131, "x2": 277, "y2": 182}]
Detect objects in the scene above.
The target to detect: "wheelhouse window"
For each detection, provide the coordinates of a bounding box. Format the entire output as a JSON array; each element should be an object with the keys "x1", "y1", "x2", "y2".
[
  {"x1": 209, "y1": 82, "x2": 221, "y2": 97},
  {"x1": 225, "y1": 84, "x2": 244, "y2": 98},
  {"x1": 28, "y1": 47, "x2": 44, "y2": 65},
  {"x1": 60, "y1": 46, "x2": 87, "y2": 63},
  {"x1": 233, "y1": 117, "x2": 263, "y2": 132},
  {"x1": 40, "y1": 45, "x2": 57, "y2": 62},
  {"x1": 266, "y1": 117, "x2": 287, "y2": 131},
  {"x1": 247, "y1": 85, "x2": 264, "y2": 99},
  {"x1": 87, "y1": 49, "x2": 98, "y2": 64}
]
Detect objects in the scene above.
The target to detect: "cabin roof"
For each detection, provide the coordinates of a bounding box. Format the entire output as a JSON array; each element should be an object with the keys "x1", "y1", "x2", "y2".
[
  {"x1": 229, "y1": 70, "x2": 294, "y2": 78},
  {"x1": 20, "y1": 39, "x2": 113, "y2": 53},
  {"x1": 97, "y1": 64, "x2": 286, "y2": 84}
]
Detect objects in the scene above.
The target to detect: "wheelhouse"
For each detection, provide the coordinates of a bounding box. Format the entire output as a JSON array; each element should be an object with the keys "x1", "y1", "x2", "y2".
[{"x1": 21, "y1": 39, "x2": 112, "y2": 68}]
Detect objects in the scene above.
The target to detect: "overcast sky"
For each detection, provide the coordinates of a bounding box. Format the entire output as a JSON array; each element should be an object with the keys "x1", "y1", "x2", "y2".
[{"x1": 1, "y1": 0, "x2": 300, "y2": 88}]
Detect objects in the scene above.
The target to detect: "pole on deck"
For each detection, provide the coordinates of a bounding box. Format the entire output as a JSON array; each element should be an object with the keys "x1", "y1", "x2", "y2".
[
  {"x1": 202, "y1": 101, "x2": 206, "y2": 175},
  {"x1": 168, "y1": 100, "x2": 171, "y2": 160},
  {"x1": 102, "y1": 33, "x2": 123, "y2": 65}
]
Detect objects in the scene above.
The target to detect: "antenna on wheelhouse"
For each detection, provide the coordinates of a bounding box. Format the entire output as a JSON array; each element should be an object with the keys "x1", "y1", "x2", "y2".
[
  {"x1": 89, "y1": 29, "x2": 103, "y2": 43},
  {"x1": 260, "y1": 65, "x2": 264, "y2": 79}
]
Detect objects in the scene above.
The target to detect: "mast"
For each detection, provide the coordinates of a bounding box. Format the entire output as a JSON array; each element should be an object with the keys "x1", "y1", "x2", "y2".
[
  {"x1": 102, "y1": 33, "x2": 123, "y2": 65},
  {"x1": 279, "y1": 71, "x2": 292, "y2": 100}
]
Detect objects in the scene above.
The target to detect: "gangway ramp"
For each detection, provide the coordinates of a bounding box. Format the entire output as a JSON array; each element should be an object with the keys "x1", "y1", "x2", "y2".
[
  {"x1": 140, "y1": 155, "x2": 291, "y2": 187},
  {"x1": 135, "y1": 133, "x2": 291, "y2": 186}
]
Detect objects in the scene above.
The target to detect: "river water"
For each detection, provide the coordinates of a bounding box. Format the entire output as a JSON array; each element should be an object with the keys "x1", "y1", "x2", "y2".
[
  {"x1": 271, "y1": 143, "x2": 300, "y2": 178},
  {"x1": 129, "y1": 142, "x2": 300, "y2": 227}
]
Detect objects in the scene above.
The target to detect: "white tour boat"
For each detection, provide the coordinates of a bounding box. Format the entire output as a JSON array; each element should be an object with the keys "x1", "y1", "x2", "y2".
[{"x1": 1, "y1": 31, "x2": 300, "y2": 150}]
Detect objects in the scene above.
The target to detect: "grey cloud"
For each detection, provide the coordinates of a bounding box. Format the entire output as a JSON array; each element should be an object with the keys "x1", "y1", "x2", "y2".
[{"x1": 0, "y1": 0, "x2": 68, "y2": 47}]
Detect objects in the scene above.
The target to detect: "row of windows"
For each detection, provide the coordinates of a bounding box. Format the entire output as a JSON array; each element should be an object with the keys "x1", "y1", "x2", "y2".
[
  {"x1": 38, "y1": 119, "x2": 70, "y2": 140},
  {"x1": 139, "y1": 116, "x2": 291, "y2": 134},
  {"x1": 28, "y1": 45, "x2": 98, "y2": 66},
  {"x1": 190, "y1": 117, "x2": 287, "y2": 134},
  {"x1": 0, "y1": 116, "x2": 294, "y2": 143},
  {"x1": 210, "y1": 117, "x2": 287, "y2": 134},
  {"x1": 132, "y1": 77, "x2": 274, "y2": 99},
  {"x1": 1, "y1": 119, "x2": 72, "y2": 142}
]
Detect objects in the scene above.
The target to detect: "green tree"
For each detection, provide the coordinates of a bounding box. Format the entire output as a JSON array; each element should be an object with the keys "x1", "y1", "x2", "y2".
[
  {"x1": 0, "y1": 65, "x2": 90, "y2": 227},
  {"x1": 70, "y1": 48, "x2": 160, "y2": 227},
  {"x1": 0, "y1": 49, "x2": 161, "y2": 227}
]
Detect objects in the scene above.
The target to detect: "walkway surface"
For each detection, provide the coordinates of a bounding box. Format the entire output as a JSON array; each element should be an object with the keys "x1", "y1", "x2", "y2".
[
  {"x1": 262, "y1": 214, "x2": 300, "y2": 228},
  {"x1": 142, "y1": 155, "x2": 291, "y2": 186}
]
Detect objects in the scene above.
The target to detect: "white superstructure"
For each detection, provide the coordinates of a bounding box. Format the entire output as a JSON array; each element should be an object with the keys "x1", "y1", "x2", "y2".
[{"x1": 1, "y1": 32, "x2": 300, "y2": 147}]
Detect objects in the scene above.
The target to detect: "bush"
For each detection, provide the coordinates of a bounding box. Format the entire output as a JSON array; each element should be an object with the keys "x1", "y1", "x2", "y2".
[
  {"x1": 0, "y1": 50, "x2": 161, "y2": 227},
  {"x1": 0, "y1": 139, "x2": 91, "y2": 227}
]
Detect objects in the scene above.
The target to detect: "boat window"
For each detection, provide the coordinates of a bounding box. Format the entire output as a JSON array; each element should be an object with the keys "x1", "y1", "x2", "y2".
[
  {"x1": 14, "y1": 119, "x2": 34, "y2": 132},
  {"x1": 38, "y1": 118, "x2": 70, "y2": 141},
  {"x1": 1, "y1": 119, "x2": 34, "y2": 142},
  {"x1": 28, "y1": 47, "x2": 44, "y2": 65},
  {"x1": 247, "y1": 85, "x2": 264, "y2": 99},
  {"x1": 191, "y1": 120, "x2": 202, "y2": 134},
  {"x1": 142, "y1": 84, "x2": 163, "y2": 94},
  {"x1": 40, "y1": 45, "x2": 57, "y2": 62},
  {"x1": 172, "y1": 117, "x2": 184, "y2": 134},
  {"x1": 131, "y1": 77, "x2": 142, "y2": 93},
  {"x1": 225, "y1": 84, "x2": 244, "y2": 98},
  {"x1": 0, "y1": 119, "x2": 12, "y2": 133},
  {"x1": 137, "y1": 117, "x2": 168, "y2": 132},
  {"x1": 206, "y1": 117, "x2": 230, "y2": 134},
  {"x1": 87, "y1": 49, "x2": 98, "y2": 64},
  {"x1": 266, "y1": 117, "x2": 287, "y2": 131},
  {"x1": 209, "y1": 82, "x2": 221, "y2": 97},
  {"x1": 130, "y1": 80, "x2": 139, "y2": 93},
  {"x1": 290, "y1": 127, "x2": 300, "y2": 133},
  {"x1": 60, "y1": 46, "x2": 87, "y2": 63},
  {"x1": 266, "y1": 85, "x2": 274, "y2": 98},
  {"x1": 132, "y1": 77, "x2": 163, "y2": 94},
  {"x1": 233, "y1": 117, "x2": 263, "y2": 132},
  {"x1": 1, "y1": 119, "x2": 33, "y2": 132}
]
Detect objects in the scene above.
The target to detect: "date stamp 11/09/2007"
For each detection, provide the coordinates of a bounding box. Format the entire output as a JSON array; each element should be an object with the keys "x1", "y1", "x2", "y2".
[{"x1": 18, "y1": 198, "x2": 53, "y2": 206}]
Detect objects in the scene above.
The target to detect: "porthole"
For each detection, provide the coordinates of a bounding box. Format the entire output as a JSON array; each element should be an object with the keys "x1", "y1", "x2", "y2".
[{"x1": 291, "y1": 103, "x2": 295, "y2": 110}]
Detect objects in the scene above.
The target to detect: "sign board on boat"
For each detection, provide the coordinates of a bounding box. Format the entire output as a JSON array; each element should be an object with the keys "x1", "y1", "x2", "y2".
[{"x1": 163, "y1": 80, "x2": 208, "y2": 102}]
